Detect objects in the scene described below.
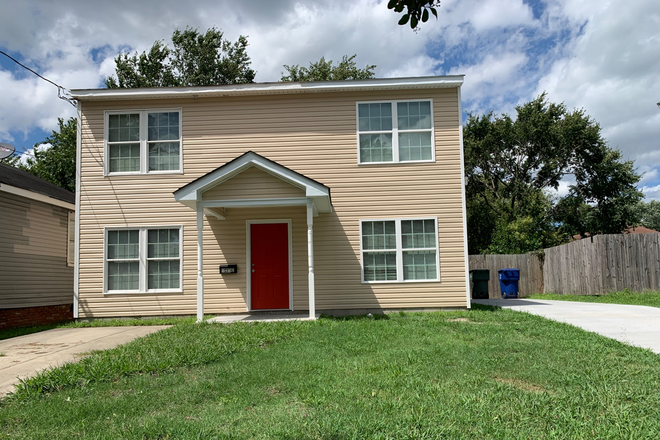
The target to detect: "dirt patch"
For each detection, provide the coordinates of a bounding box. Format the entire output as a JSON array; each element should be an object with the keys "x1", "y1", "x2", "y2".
[{"x1": 495, "y1": 377, "x2": 550, "y2": 393}]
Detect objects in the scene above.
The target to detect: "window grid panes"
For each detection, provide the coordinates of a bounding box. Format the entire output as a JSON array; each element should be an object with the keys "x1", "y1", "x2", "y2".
[
  {"x1": 357, "y1": 100, "x2": 433, "y2": 164},
  {"x1": 106, "y1": 110, "x2": 181, "y2": 174},
  {"x1": 147, "y1": 112, "x2": 181, "y2": 171},
  {"x1": 106, "y1": 230, "x2": 140, "y2": 291},
  {"x1": 361, "y1": 219, "x2": 438, "y2": 282},
  {"x1": 147, "y1": 228, "x2": 180, "y2": 290},
  {"x1": 106, "y1": 228, "x2": 181, "y2": 293}
]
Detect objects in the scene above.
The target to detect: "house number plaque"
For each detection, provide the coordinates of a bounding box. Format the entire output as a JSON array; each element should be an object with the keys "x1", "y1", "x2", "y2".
[{"x1": 219, "y1": 264, "x2": 238, "y2": 274}]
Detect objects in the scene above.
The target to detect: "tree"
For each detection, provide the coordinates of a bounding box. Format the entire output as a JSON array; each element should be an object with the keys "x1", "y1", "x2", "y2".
[
  {"x1": 105, "y1": 27, "x2": 255, "y2": 88},
  {"x1": 281, "y1": 55, "x2": 375, "y2": 82},
  {"x1": 465, "y1": 94, "x2": 643, "y2": 254},
  {"x1": 7, "y1": 117, "x2": 77, "y2": 193},
  {"x1": 632, "y1": 200, "x2": 660, "y2": 231},
  {"x1": 388, "y1": 1, "x2": 440, "y2": 29}
]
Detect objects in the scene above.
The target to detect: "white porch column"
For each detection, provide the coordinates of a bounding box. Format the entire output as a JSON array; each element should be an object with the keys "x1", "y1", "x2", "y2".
[
  {"x1": 196, "y1": 207, "x2": 204, "y2": 322},
  {"x1": 306, "y1": 201, "x2": 316, "y2": 320}
]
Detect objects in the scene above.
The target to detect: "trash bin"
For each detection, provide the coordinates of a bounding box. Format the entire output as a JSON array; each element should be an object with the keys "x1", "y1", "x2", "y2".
[
  {"x1": 469, "y1": 269, "x2": 490, "y2": 299},
  {"x1": 498, "y1": 268, "x2": 520, "y2": 299}
]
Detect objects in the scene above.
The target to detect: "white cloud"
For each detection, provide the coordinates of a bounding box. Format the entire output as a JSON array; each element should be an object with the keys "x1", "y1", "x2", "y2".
[{"x1": 0, "y1": 0, "x2": 658, "y2": 202}]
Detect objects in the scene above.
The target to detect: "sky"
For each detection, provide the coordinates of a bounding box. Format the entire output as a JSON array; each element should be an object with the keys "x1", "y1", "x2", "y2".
[{"x1": 0, "y1": 0, "x2": 658, "y2": 198}]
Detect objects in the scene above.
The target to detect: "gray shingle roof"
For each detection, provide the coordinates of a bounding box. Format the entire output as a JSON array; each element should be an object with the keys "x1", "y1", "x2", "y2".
[{"x1": 0, "y1": 163, "x2": 74, "y2": 204}]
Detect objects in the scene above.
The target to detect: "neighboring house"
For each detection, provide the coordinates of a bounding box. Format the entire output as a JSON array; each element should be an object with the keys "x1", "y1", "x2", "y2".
[
  {"x1": 70, "y1": 76, "x2": 470, "y2": 321},
  {"x1": 0, "y1": 163, "x2": 75, "y2": 329},
  {"x1": 572, "y1": 226, "x2": 659, "y2": 241}
]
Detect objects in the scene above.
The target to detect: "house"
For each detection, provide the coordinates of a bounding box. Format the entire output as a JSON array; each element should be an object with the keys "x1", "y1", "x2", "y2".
[
  {"x1": 70, "y1": 76, "x2": 470, "y2": 321},
  {"x1": 0, "y1": 163, "x2": 75, "y2": 329}
]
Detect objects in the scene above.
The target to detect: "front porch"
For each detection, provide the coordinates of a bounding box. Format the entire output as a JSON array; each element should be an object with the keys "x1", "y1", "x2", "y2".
[{"x1": 173, "y1": 152, "x2": 333, "y2": 321}]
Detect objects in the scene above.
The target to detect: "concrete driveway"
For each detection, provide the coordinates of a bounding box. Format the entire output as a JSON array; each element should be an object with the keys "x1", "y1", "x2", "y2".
[
  {"x1": 0, "y1": 326, "x2": 168, "y2": 397},
  {"x1": 473, "y1": 298, "x2": 660, "y2": 354}
]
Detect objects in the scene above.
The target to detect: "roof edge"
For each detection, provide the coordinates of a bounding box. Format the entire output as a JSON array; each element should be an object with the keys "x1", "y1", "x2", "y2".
[{"x1": 71, "y1": 75, "x2": 465, "y2": 101}]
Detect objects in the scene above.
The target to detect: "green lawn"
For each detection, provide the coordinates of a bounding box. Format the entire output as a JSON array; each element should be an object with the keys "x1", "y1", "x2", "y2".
[
  {"x1": 1, "y1": 308, "x2": 659, "y2": 439},
  {"x1": 528, "y1": 290, "x2": 660, "y2": 308}
]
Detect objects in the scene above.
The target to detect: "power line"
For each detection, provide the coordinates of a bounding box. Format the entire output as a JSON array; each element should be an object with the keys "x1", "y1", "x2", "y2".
[{"x1": 0, "y1": 49, "x2": 77, "y2": 107}]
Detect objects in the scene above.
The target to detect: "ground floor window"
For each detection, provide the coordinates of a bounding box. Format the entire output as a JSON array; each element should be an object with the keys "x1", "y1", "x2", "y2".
[
  {"x1": 360, "y1": 218, "x2": 439, "y2": 283},
  {"x1": 105, "y1": 226, "x2": 182, "y2": 293}
]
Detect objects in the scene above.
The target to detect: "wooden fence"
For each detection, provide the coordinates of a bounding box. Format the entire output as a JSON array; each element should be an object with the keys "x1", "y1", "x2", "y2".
[
  {"x1": 469, "y1": 233, "x2": 660, "y2": 297},
  {"x1": 544, "y1": 234, "x2": 660, "y2": 295},
  {"x1": 468, "y1": 254, "x2": 543, "y2": 298}
]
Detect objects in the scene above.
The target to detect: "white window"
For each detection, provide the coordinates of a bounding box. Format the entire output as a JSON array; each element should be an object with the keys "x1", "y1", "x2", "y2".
[
  {"x1": 360, "y1": 218, "x2": 440, "y2": 283},
  {"x1": 357, "y1": 100, "x2": 434, "y2": 164},
  {"x1": 105, "y1": 109, "x2": 182, "y2": 175},
  {"x1": 105, "y1": 226, "x2": 182, "y2": 293}
]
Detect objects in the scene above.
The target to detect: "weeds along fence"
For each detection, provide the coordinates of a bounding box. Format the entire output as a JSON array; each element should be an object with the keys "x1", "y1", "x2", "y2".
[{"x1": 469, "y1": 233, "x2": 660, "y2": 297}]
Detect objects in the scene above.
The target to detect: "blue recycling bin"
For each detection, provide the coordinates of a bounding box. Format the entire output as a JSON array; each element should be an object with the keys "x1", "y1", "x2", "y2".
[{"x1": 498, "y1": 268, "x2": 520, "y2": 299}]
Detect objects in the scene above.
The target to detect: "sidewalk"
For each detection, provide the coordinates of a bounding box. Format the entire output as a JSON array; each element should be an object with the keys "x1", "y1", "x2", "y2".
[{"x1": 0, "y1": 326, "x2": 168, "y2": 397}]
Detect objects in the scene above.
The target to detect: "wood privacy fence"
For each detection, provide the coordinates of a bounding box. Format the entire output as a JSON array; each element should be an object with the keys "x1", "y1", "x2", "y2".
[
  {"x1": 469, "y1": 233, "x2": 660, "y2": 297},
  {"x1": 468, "y1": 254, "x2": 543, "y2": 298}
]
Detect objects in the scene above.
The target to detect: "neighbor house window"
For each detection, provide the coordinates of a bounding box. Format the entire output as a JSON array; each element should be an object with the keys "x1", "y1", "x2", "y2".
[
  {"x1": 105, "y1": 109, "x2": 182, "y2": 174},
  {"x1": 360, "y1": 218, "x2": 439, "y2": 283},
  {"x1": 357, "y1": 100, "x2": 434, "y2": 164},
  {"x1": 105, "y1": 226, "x2": 182, "y2": 293}
]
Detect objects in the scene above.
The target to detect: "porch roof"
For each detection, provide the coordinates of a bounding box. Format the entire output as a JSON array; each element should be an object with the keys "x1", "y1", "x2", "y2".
[{"x1": 173, "y1": 151, "x2": 332, "y2": 213}]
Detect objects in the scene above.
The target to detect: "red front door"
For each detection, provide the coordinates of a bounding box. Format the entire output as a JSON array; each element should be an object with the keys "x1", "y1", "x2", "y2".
[{"x1": 250, "y1": 223, "x2": 290, "y2": 310}]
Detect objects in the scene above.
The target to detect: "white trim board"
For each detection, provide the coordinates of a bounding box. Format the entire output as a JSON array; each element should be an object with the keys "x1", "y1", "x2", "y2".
[
  {"x1": 0, "y1": 183, "x2": 75, "y2": 210},
  {"x1": 246, "y1": 219, "x2": 294, "y2": 312},
  {"x1": 72, "y1": 76, "x2": 465, "y2": 101}
]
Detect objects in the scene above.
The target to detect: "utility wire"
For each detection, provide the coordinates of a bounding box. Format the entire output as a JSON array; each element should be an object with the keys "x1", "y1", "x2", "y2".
[{"x1": 0, "y1": 49, "x2": 77, "y2": 107}]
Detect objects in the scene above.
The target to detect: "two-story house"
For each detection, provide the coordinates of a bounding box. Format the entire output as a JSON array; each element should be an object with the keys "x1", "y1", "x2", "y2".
[{"x1": 71, "y1": 76, "x2": 470, "y2": 321}]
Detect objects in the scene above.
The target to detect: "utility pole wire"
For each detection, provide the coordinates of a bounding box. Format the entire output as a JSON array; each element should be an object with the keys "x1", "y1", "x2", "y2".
[{"x1": 0, "y1": 50, "x2": 77, "y2": 107}]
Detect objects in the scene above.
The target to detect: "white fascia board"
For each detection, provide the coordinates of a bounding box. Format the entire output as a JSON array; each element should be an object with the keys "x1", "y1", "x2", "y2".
[
  {"x1": 71, "y1": 76, "x2": 465, "y2": 101},
  {"x1": 174, "y1": 152, "x2": 332, "y2": 213},
  {"x1": 0, "y1": 183, "x2": 75, "y2": 210}
]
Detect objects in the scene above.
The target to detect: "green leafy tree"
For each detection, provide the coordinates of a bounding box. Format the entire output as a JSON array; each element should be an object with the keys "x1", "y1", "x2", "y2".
[
  {"x1": 631, "y1": 200, "x2": 660, "y2": 231},
  {"x1": 388, "y1": 1, "x2": 440, "y2": 29},
  {"x1": 7, "y1": 117, "x2": 77, "y2": 193},
  {"x1": 281, "y1": 55, "x2": 375, "y2": 82},
  {"x1": 465, "y1": 94, "x2": 643, "y2": 254},
  {"x1": 105, "y1": 27, "x2": 255, "y2": 88}
]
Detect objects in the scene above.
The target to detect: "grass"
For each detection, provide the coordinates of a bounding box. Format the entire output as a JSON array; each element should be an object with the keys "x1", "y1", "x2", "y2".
[
  {"x1": 0, "y1": 316, "x2": 203, "y2": 341},
  {"x1": 1, "y1": 308, "x2": 659, "y2": 439},
  {"x1": 528, "y1": 289, "x2": 660, "y2": 308}
]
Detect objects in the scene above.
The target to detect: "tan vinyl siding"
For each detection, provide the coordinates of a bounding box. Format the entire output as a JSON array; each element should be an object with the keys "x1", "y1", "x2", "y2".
[
  {"x1": 0, "y1": 192, "x2": 74, "y2": 309},
  {"x1": 78, "y1": 87, "x2": 467, "y2": 317},
  {"x1": 202, "y1": 166, "x2": 305, "y2": 201}
]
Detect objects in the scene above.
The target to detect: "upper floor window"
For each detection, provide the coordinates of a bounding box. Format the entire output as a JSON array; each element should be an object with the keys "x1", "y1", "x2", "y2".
[
  {"x1": 105, "y1": 109, "x2": 182, "y2": 175},
  {"x1": 357, "y1": 100, "x2": 434, "y2": 164}
]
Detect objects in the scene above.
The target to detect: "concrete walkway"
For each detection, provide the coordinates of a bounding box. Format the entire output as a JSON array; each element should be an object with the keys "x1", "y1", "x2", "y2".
[
  {"x1": 0, "y1": 326, "x2": 168, "y2": 397},
  {"x1": 473, "y1": 298, "x2": 660, "y2": 354},
  {"x1": 207, "y1": 312, "x2": 320, "y2": 324}
]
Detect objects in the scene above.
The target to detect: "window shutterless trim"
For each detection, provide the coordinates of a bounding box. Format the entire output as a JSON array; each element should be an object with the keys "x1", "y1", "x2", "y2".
[
  {"x1": 359, "y1": 217, "x2": 440, "y2": 284},
  {"x1": 103, "y1": 108, "x2": 183, "y2": 176},
  {"x1": 356, "y1": 99, "x2": 435, "y2": 165},
  {"x1": 103, "y1": 225, "x2": 183, "y2": 294}
]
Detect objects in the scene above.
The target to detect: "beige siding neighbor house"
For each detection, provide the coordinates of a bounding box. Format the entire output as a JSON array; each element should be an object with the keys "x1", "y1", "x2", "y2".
[
  {"x1": 71, "y1": 76, "x2": 470, "y2": 320},
  {"x1": 0, "y1": 164, "x2": 75, "y2": 329}
]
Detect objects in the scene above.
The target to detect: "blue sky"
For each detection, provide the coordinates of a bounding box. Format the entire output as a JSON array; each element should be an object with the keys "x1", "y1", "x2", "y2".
[{"x1": 1, "y1": 0, "x2": 658, "y2": 198}]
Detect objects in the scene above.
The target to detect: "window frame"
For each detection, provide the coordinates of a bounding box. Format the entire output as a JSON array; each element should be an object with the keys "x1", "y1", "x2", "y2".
[
  {"x1": 356, "y1": 99, "x2": 435, "y2": 165},
  {"x1": 103, "y1": 108, "x2": 183, "y2": 176},
  {"x1": 103, "y1": 225, "x2": 183, "y2": 294},
  {"x1": 359, "y1": 217, "x2": 440, "y2": 284}
]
